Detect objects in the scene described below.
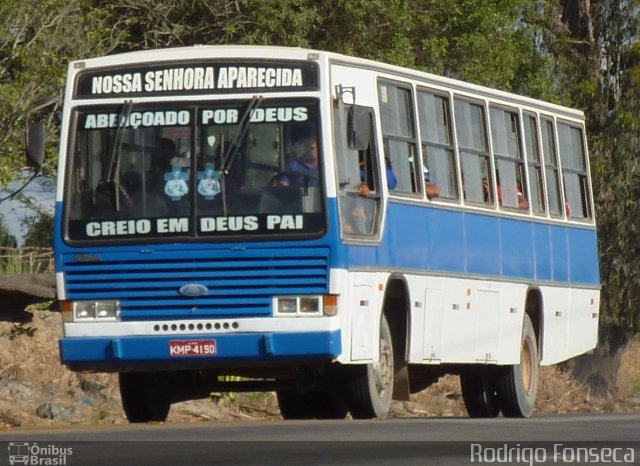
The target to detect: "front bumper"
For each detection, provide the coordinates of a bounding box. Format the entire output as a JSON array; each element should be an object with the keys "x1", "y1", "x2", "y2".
[{"x1": 60, "y1": 330, "x2": 341, "y2": 371}]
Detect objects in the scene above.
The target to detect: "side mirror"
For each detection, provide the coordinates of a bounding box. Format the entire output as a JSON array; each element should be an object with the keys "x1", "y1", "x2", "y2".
[
  {"x1": 26, "y1": 121, "x2": 45, "y2": 169},
  {"x1": 348, "y1": 106, "x2": 371, "y2": 151}
]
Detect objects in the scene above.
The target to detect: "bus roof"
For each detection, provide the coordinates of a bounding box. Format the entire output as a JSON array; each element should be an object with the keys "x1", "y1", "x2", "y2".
[{"x1": 71, "y1": 45, "x2": 585, "y2": 120}]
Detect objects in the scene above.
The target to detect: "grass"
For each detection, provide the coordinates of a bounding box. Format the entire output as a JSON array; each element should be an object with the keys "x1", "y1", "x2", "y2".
[{"x1": 0, "y1": 247, "x2": 54, "y2": 274}]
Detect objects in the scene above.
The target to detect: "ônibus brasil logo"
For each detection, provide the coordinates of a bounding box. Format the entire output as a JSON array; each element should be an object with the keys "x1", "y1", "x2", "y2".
[{"x1": 8, "y1": 442, "x2": 73, "y2": 465}]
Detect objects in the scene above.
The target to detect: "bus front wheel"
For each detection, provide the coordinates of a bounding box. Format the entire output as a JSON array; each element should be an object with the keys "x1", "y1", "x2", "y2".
[
  {"x1": 119, "y1": 372, "x2": 171, "y2": 423},
  {"x1": 345, "y1": 314, "x2": 394, "y2": 419},
  {"x1": 497, "y1": 314, "x2": 539, "y2": 417}
]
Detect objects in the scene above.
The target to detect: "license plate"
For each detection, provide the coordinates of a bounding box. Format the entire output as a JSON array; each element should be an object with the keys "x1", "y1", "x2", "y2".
[{"x1": 169, "y1": 340, "x2": 216, "y2": 357}]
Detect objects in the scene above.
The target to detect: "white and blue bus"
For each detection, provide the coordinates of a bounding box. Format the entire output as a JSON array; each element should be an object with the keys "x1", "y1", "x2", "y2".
[{"x1": 28, "y1": 46, "x2": 600, "y2": 422}]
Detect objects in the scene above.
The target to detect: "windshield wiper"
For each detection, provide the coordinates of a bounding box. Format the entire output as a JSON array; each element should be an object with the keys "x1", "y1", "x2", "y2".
[
  {"x1": 106, "y1": 100, "x2": 134, "y2": 211},
  {"x1": 219, "y1": 95, "x2": 262, "y2": 215},
  {"x1": 220, "y1": 95, "x2": 262, "y2": 175}
]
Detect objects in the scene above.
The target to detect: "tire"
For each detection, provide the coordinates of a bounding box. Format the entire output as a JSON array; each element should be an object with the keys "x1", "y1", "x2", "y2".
[
  {"x1": 460, "y1": 366, "x2": 500, "y2": 418},
  {"x1": 345, "y1": 314, "x2": 394, "y2": 419},
  {"x1": 119, "y1": 372, "x2": 171, "y2": 423},
  {"x1": 276, "y1": 389, "x2": 348, "y2": 420},
  {"x1": 496, "y1": 314, "x2": 539, "y2": 418}
]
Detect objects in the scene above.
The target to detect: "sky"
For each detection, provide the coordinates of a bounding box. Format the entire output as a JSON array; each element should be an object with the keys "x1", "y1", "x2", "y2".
[{"x1": 0, "y1": 175, "x2": 55, "y2": 246}]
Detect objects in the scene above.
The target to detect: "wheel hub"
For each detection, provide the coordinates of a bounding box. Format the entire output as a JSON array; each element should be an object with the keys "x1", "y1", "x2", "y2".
[{"x1": 374, "y1": 337, "x2": 393, "y2": 396}]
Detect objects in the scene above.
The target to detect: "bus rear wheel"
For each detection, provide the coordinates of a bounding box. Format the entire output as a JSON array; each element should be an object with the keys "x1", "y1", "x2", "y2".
[
  {"x1": 460, "y1": 366, "x2": 500, "y2": 418},
  {"x1": 119, "y1": 372, "x2": 171, "y2": 423},
  {"x1": 345, "y1": 314, "x2": 394, "y2": 419},
  {"x1": 497, "y1": 314, "x2": 539, "y2": 417}
]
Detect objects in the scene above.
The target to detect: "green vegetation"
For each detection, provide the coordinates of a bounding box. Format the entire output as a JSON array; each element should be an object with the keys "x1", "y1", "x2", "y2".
[
  {"x1": 0, "y1": 217, "x2": 16, "y2": 248},
  {"x1": 0, "y1": 0, "x2": 638, "y2": 348},
  {"x1": 0, "y1": 247, "x2": 53, "y2": 274}
]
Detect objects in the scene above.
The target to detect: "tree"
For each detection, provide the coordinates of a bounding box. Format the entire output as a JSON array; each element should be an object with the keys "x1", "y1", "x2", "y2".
[
  {"x1": 22, "y1": 211, "x2": 53, "y2": 248},
  {"x1": 0, "y1": 216, "x2": 17, "y2": 248},
  {"x1": 538, "y1": 0, "x2": 640, "y2": 347},
  {"x1": 0, "y1": 0, "x2": 121, "y2": 187}
]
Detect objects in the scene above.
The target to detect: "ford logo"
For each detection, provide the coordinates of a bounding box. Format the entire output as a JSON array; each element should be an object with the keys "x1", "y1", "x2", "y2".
[{"x1": 179, "y1": 284, "x2": 209, "y2": 297}]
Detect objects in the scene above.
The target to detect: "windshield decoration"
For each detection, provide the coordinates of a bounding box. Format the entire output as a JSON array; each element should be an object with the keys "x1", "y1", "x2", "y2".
[
  {"x1": 164, "y1": 166, "x2": 189, "y2": 200},
  {"x1": 197, "y1": 164, "x2": 221, "y2": 199}
]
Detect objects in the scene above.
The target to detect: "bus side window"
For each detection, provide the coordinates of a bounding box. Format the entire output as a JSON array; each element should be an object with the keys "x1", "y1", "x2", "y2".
[
  {"x1": 490, "y1": 107, "x2": 529, "y2": 210},
  {"x1": 523, "y1": 113, "x2": 546, "y2": 215},
  {"x1": 454, "y1": 99, "x2": 493, "y2": 205},
  {"x1": 335, "y1": 103, "x2": 381, "y2": 237},
  {"x1": 417, "y1": 89, "x2": 456, "y2": 200},
  {"x1": 378, "y1": 81, "x2": 420, "y2": 195},
  {"x1": 558, "y1": 123, "x2": 592, "y2": 220},
  {"x1": 541, "y1": 117, "x2": 563, "y2": 217}
]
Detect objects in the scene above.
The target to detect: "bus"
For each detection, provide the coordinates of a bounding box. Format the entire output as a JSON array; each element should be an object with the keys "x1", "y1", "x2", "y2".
[{"x1": 26, "y1": 45, "x2": 600, "y2": 422}]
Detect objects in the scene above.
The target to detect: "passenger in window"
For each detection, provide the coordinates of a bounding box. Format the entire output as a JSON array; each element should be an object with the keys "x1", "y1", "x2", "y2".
[
  {"x1": 481, "y1": 177, "x2": 491, "y2": 203},
  {"x1": 260, "y1": 173, "x2": 298, "y2": 214},
  {"x1": 286, "y1": 134, "x2": 319, "y2": 187},
  {"x1": 122, "y1": 172, "x2": 168, "y2": 217},
  {"x1": 423, "y1": 167, "x2": 440, "y2": 200},
  {"x1": 358, "y1": 158, "x2": 397, "y2": 196},
  {"x1": 344, "y1": 201, "x2": 367, "y2": 234},
  {"x1": 343, "y1": 196, "x2": 372, "y2": 235},
  {"x1": 493, "y1": 173, "x2": 529, "y2": 210},
  {"x1": 148, "y1": 138, "x2": 179, "y2": 193},
  {"x1": 385, "y1": 159, "x2": 398, "y2": 190},
  {"x1": 270, "y1": 173, "x2": 290, "y2": 187},
  {"x1": 114, "y1": 138, "x2": 177, "y2": 217},
  {"x1": 516, "y1": 183, "x2": 530, "y2": 210},
  {"x1": 563, "y1": 187, "x2": 571, "y2": 217}
]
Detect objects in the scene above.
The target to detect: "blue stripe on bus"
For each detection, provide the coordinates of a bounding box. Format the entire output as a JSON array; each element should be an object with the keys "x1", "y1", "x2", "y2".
[
  {"x1": 340, "y1": 201, "x2": 600, "y2": 286},
  {"x1": 59, "y1": 330, "x2": 341, "y2": 367}
]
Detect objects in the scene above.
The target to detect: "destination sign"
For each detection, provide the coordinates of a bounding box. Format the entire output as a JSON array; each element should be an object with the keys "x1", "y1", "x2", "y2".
[{"x1": 74, "y1": 61, "x2": 319, "y2": 98}]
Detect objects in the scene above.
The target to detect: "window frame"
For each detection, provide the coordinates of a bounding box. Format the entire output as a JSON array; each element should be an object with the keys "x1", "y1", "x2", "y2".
[
  {"x1": 334, "y1": 101, "x2": 384, "y2": 240},
  {"x1": 453, "y1": 96, "x2": 495, "y2": 207},
  {"x1": 416, "y1": 86, "x2": 459, "y2": 202},
  {"x1": 489, "y1": 104, "x2": 529, "y2": 212},
  {"x1": 522, "y1": 111, "x2": 547, "y2": 217},
  {"x1": 540, "y1": 115, "x2": 565, "y2": 219},
  {"x1": 377, "y1": 79, "x2": 422, "y2": 198},
  {"x1": 557, "y1": 119, "x2": 593, "y2": 221}
]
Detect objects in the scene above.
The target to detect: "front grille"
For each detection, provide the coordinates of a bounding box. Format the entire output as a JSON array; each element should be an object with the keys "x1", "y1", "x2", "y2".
[{"x1": 62, "y1": 247, "x2": 329, "y2": 319}]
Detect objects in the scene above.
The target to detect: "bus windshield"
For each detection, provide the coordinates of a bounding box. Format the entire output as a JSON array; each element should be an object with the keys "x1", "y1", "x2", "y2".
[{"x1": 66, "y1": 99, "x2": 325, "y2": 242}]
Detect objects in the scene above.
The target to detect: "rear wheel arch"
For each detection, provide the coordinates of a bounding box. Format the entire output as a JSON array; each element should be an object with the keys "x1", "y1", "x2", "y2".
[
  {"x1": 382, "y1": 275, "x2": 410, "y2": 363},
  {"x1": 382, "y1": 274, "x2": 411, "y2": 401},
  {"x1": 525, "y1": 287, "x2": 543, "y2": 361}
]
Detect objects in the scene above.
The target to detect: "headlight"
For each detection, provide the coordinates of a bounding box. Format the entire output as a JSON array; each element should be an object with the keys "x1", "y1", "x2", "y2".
[
  {"x1": 74, "y1": 302, "x2": 95, "y2": 320},
  {"x1": 62, "y1": 301, "x2": 121, "y2": 322},
  {"x1": 274, "y1": 296, "x2": 329, "y2": 317},
  {"x1": 299, "y1": 297, "x2": 320, "y2": 314},
  {"x1": 95, "y1": 301, "x2": 119, "y2": 319},
  {"x1": 277, "y1": 298, "x2": 298, "y2": 314}
]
